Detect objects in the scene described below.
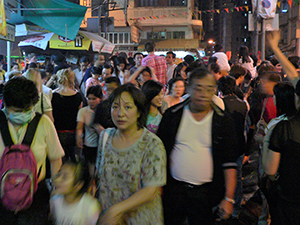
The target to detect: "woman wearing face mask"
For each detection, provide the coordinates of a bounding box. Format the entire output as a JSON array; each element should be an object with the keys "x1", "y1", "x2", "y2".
[{"x1": 0, "y1": 76, "x2": 64, "y2": 225}]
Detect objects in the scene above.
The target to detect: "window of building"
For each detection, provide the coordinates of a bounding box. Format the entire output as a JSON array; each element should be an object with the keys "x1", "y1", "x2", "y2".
[
  {"x1": 167, "y1": 32, "x2": 172, "y2": 39},
  {"x1": 167, "y1": 0, "x2": 187, "y2": 6},
  {"x1": 137, "y1": 0, "x2": 159, "y2": 7},
  {"x1": 173, "y1": 31, "x2": 185, "y2": 39}
]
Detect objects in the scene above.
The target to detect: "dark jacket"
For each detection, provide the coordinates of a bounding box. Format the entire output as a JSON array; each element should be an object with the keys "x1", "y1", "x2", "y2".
[{"x1": 156, "y1": 98, "x2": 238, "y2": 195}]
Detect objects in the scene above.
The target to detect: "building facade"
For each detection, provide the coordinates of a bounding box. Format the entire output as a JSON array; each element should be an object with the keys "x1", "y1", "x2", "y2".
[{"x1": 80, "y1": 0, "x2": 203, "y2": 57}]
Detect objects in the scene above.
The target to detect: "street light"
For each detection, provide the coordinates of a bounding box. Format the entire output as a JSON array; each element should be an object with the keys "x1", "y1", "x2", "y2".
[{"x1": 208, "y1": 39, "x2": 214, "y2": 44}]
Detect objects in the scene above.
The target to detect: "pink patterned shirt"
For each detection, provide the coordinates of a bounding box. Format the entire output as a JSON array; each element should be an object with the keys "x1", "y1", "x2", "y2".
[{"x1": 142, "y1": 53, "x2": 167, "y2": 86}]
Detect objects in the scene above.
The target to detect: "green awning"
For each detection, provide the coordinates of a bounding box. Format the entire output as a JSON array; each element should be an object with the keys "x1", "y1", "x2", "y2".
[{"x1": 21, "y1": 0, "x2": 87, "y2": 40}]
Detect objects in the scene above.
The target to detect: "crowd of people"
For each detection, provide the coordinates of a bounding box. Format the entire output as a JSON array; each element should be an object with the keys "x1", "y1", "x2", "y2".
[{"x1": 0, "y1": 30, "x2": 300, "y2": 225}]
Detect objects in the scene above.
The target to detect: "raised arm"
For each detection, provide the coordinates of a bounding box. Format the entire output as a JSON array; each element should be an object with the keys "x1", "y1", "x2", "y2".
[
  {"x1": 127, "y1": 66, "x2": 145, "y2": 84},
  {"x1": 267, "y1": 31, "x2": 299, "y2": 87}
]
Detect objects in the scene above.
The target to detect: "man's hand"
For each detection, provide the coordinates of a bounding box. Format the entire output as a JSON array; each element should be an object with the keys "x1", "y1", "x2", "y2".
[
  {"x1": 267, "y1": 31, "x2": 281, "y2": 50},
  {"x1": 218, "y1": 198, "x2": 233, "y2": 220}
]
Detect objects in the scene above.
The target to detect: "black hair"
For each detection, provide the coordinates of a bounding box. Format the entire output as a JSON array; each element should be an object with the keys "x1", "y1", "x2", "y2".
[
  {"x1": 133, "y1": 52, "x2": 143, "y2": 59},
  {"x1": 128, "y1": 57, "x2": 135, "y2": 67},
  {"x1": 141, "y1": 80, "x2": 163, "y2": 114},
  {"x1": 116, "y1": 56, "x2": 127, "y2": 68},
  {"x1": 141, "y1": 66, "x2": 152, "y2": 75},
  {"x1": 186, "y1": 59, "x2": 206, "y2": 74},
  {"x1": 109, "y1": 83, "x2": 147, "y2": 129},
  {"x1": 104, "y1": 76, "x2": 121, "y2": 86},
  {"x1": 270, "y1": 57, "x2": 279, "y2": 67},
  {"x1": 173, "y1": 62, "x2": 188, "y2": 78},
  {"x1": 208, "y1": 63, "x2": 221, "y2": 74},
  {"x1": 87, "y1": 85, "x2": 103, "y2": 99},
  {"x1": 188, "y1": 68, "x2": 216, "y2": 87},
  {"x1": 208, "y1": 56, "x2": 218, "y2": 65},
  {"x1": 29, "y1": 62, "x2": 38, "y2": 69},
  {"x1": 79, "y1": 56, "x2": 89, "y2": 64},
  {"x1": 91, "y1": 66, "x2": 102, "y2": 75},
  {"x1": 168, "y1": 76, "x2": 186, "y2": 95},
  {"x1": 3, "y1": 76, "x2": 39, "y2": 110},
  {"x1": 184, "y1": 55, "x2": 194, "y2": 65},
  {"x1": 273, "y1": 82, "x2": 297, "y2": 117},
  {"x1": 217, "y1": 75, "x2": 236, "y2": 95},
  {"x1": 51, "y1": 52, "x2": 65, "y2": 64},
  {"x1": 63, "y1": 160, "x2": 91, "y2": 196},
  {"x1": 145, "y1": 42, "x2": 156, "y2": 53},
  {"x1": 166, "y1": 51, "x2": 176, "y2": 59},
  {"x1": 103, "y1": 63, "x2": 114, "y2": 74},
  {"x1": 239, "y1": 46, "x2": 251, "y2": 63},
  {"x1": 229, "y1": 64, "x2": 247, "y2": 79},
  {"x1": 214, "y1": 44, "x2": 223, "y2": 52},
  {"x1": 288, "y1": 56, "x2": 300, "y2": 69}
]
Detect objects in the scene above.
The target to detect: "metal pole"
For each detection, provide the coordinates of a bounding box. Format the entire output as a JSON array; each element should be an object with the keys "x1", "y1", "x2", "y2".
[
  {"x1": 254, "y1": 0, "x2": 259, "y2": 57},
  {"x1": 124, "y1": 0, "x2": 128, "y2": 25},
  {"x1": 7, "y1": 41, "x2": 11, "y2": 74},
  {"x1": 261, "y1": 18, "x2": 265, "y2": 61},
  {"x1": 98, "y1": 3, "x2": 102, "y2": 36}
]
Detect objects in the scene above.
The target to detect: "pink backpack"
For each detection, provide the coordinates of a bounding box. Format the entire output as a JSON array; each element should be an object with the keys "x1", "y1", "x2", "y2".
[{"x1": 0, "y1": 111, "x2": 41, "y2": 212}]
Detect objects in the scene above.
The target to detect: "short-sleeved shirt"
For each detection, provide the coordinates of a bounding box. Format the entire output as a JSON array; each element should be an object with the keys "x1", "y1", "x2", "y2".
[
  {"x1": 0, "y1": 112, "x2": 64, "y2": 181},
  {"x1": 269, "y1": 115, "x2": 300, "y2": 202},
  {"x1": 146, "y1": 113, "x2": 162, "y2": 134},
  {"x1": 50, "y1": 193, "x2": 101, "y2": 225},
  {"x1": 142, "y1": 53, "x2": 167, "y2": 86},
  {"x1": 96, "y1": 128, "x2": 166, "y2": 224},
  {"x1": 77, "y1": 106, "x2": 98, "y2": 147},
  {"x1": 34, "y1": 92, "x2": 53, "y2": 114}
]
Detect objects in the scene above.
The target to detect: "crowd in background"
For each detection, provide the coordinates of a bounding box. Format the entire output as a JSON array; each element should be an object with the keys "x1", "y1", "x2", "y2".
[{"x1": 0, "y1": 30, "x2": 300, "y2": 225}]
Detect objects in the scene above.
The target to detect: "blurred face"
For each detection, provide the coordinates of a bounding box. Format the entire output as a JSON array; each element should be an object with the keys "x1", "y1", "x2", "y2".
[
  {"x1": 134, "y1": 54, "x2": 143, "y2": 66},
  {"x1": 80, "y1": 62, "x2": 88, "y2": 72},
  {"x1": 104, "y1": 82, "x2": 118, "y2": 98},
  {"x1": 118, "y1": 63, "x2": 126, "y2": 71},
  {"x1": 166, "y1": 54, "x2": 174, "y2": 64},
  {"x1": 92, "y1": 73, "x2": 101, "y2": 79},
  {"x1": 87, "y1": 94, "x2": 101, "y2": 110},
  {"x1": 171, "y1": 80, "x2": 185, "y2": 98},
  {"x1": 53, "y1": 164, "x2": 78, "y2": 196},
  {"x1": 111, "y1": 92, "x2": 140, "y2": 131},
  {"x1": 102, "y1": 68, "x2": 112, "y2": 79},
  {"x1": 140, "y1": 71, "x2": 151, "y2": 83},
  {"x1": 151, "y1": 89, "x2": 164, "y2": 108},
  {"x1": 275, "y1": 63, "x2": 282, "y2": 73},
  {"x1": 188, "y1": 75, "x2": 216, "y2": 112},
  {"x1": 97, "y1": 55, "x2": 106, "y2": 66}
]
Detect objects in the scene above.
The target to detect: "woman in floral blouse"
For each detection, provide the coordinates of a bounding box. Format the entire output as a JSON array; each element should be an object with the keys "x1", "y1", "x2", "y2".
[{"x1": 96, "y1": 83, "x2": 166, "y2": 225}]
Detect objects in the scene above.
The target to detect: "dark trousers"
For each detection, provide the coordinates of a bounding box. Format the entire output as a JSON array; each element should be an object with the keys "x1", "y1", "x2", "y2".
[
  {"x1": 83, "y1": 145, "x2": 97, "y2": 164},
  {"x1": 163, "y1": 178, "x2": 222, "y2": 225},
  {"x1": 57, "y1": 131, "x2": 76, "y2": 162},
  {"x1": 0, "y1": 180, "x2": 50, "y2": 225}
]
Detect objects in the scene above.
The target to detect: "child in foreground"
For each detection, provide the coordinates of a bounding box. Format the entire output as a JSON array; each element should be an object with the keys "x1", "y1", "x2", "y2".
[{"x1": 50, "y1": 160, "x2": 101, "y2": 225}]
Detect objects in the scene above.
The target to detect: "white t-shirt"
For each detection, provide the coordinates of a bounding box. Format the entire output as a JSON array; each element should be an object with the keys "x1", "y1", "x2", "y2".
[
  {"x1": 34, "y1": 92, "x2": 53, "y2": 114},
  {"x1": 50, "y1": 193, "x2": 101, "y2": 225},
  {"x1": 239, "y1": 57, "x2": 257, "y2": 78},
  {"x1": 77, "y1": 106, "x2": 98, "y2": 147},
  {"x1": 0, "y1": 112, "x2": 65, "y2": 181},
  {"x1": 212, "y1": 52, "x2": 230, "y2": 72},
  {"x1": 170, "y1": 106, "x2": 214, "y2": 185},
  {"x1": 42, "y1": 85, "x2": 53, "y2": 100}
]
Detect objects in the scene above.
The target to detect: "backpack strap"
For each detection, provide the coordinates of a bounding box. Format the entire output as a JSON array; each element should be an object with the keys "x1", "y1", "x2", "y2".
[
  {"x1": 22, "y1": 113, "x2": 42, "y2": 146},
  {"x1": 0, "y1": 110, "x2": 14, "y2": 147}
]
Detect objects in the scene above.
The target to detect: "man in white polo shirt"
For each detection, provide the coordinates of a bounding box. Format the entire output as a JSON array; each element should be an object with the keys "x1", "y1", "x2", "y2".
[{"x1": 157, "y1": 68, "x2": 238, "y2": 225}]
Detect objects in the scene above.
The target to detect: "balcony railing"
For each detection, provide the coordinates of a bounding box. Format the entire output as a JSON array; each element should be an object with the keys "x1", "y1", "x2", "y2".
[{"x1": 100, "y1": 32, "x2": 136, "y2": 45}]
